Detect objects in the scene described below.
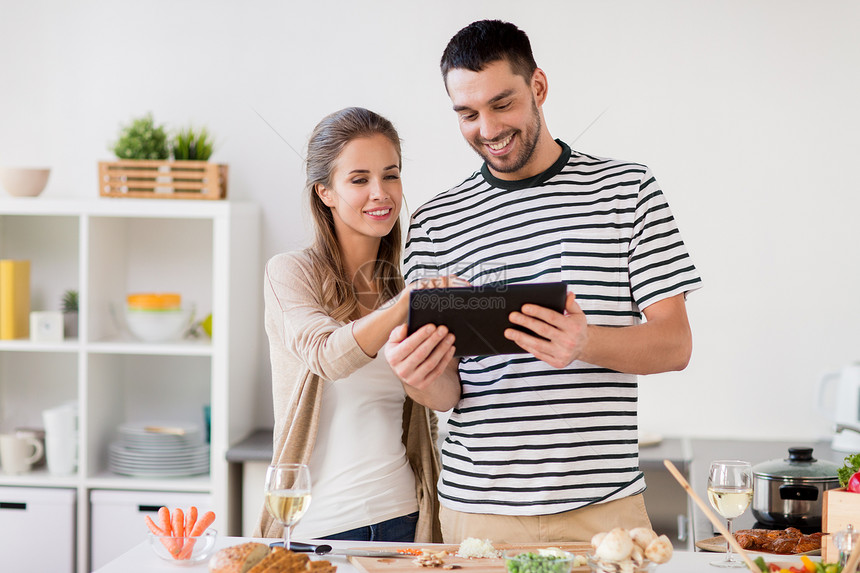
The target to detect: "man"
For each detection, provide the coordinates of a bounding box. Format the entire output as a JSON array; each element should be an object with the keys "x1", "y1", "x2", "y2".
[{"x1": 385, "y1": 20, "x2": 702, "y2": 543}]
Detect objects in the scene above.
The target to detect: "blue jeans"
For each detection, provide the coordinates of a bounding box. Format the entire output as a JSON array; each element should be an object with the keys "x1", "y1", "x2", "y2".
[{"x1": 321, "y1": 512, "x2": 418, "y2": 543}]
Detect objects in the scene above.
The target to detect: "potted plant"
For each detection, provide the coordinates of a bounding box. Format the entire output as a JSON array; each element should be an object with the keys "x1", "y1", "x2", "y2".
[
  {"x1": 61, "y1": 289, "x2": 78, "y2": 339},
  {"x1": 172, "y1": 126, "x2": 215, "y2": 161},
  {"x1": 111, "y1": 113, "x2": 169, "y2": 160},
  {"x1": 99, "y1": 114, "x2": 227, "y2": 200}
]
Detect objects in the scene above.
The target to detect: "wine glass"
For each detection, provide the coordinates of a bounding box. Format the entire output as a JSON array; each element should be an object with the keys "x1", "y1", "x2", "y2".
[
  {"x1": 707, "y1": 460, "x2": 753, "y2": 568},
  {"x1": 264, "y1": 463, "x2": 312, "y2": 551}
]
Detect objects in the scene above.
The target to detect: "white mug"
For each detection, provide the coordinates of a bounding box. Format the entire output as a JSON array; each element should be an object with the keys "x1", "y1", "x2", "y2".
[
  {"x1": 42, "y1": 403, "x2": 79, "y2": 475},
  {"x1": 0, "y1": 433, "x2": 44, "y2": 474},
  {"x1": 44, "y1": 436, "x2": 77, "y2": 476},
  {"x1": 42, "y1": 403, "x2": 77, "y2": 436}
]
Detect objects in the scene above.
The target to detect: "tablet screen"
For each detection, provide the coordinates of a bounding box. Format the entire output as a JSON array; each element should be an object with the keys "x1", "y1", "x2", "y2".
[{"x1": 406, "y1": 282, "x2": 567, "y2": 357}]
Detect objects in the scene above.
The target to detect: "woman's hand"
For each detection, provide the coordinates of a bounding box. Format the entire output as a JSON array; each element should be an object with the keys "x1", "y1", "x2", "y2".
[
  {"x1": 386, "y1": 274, "x2": 470, "y2": 323},
  {"x1": 385, "y1": 323, "x2": 455, "y2": 390},
  {"x1": 385, "y1": 323, "x2": 460, "y2": 411},
  {"x1": 382, "y1": 275, "x2": 469, "y2": 321}
]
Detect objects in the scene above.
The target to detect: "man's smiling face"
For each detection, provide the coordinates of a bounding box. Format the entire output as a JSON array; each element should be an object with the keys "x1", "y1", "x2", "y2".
[{"x1": 446, "y1": 59, "x2": 543, "y2": 180}]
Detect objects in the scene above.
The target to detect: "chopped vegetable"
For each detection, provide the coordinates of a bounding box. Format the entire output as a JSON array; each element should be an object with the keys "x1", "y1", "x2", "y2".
[
  {"x1": 457, "y1": 538, "x2": 500, "y2": 558},
  {"x1": 753, "y1": 557, "x2": 843, "y2": 573},
  {"x1": 837, "y1": 453, "x2": 860, "y2": 487},
  {"x1": 397, "y1": 548, "x2": 425, "y2": 556},
  {"x1": 505, "y1": 552, "x2": 574, "y2": 573}
]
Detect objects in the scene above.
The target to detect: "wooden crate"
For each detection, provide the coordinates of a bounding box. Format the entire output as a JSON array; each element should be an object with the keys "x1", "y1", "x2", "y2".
[
  {"x1": 823, "y1": 487, "x2": 860, "y2": 561},
  {"x1": 98, "y1": 160, "x2": 228, "y2": 200}
]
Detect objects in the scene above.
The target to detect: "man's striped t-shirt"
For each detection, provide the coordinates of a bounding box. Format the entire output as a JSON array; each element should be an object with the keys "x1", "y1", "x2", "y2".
[{"x1": 403, "y1": 140, "x2": 702, "y2": 515}]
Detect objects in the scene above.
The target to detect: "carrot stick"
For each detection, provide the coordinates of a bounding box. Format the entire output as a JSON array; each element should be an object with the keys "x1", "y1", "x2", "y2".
[
  {"x1": 189, "y1": 510, "x2": 215, "y2": 537},
  {"x1": 177, "y1": 510, "x2": 215, "y2": 560},
  {"x1": 154, "y1": 507, "x2": 174, "y2": 555},
  {"x1": 172, "y1": 508, "x2": 185, "y2": 541},
  {"x1": 158, "y1": 507, "x2": 171, "y2": 536},
  {"x1": 144, "y1": 515, "x2": 165, "y2": 536},
  {"x1": 185, "y1": 506, "x2": 198, "y2": 537},
  {"x1": 177, "y1": 536, "x2": 196, "y2": 560},
  {"x1": 170, "y1": 508, "x2": 185, "y2": 557}
]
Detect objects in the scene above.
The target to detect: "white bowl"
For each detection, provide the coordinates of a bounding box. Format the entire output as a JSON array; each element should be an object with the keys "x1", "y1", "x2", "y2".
[
  {"x1": 0, "y1": 167, "x2": 51, "y2": 197},
  {"x1": 126, "y1": 308, "x2": 191, "y2": 342}
]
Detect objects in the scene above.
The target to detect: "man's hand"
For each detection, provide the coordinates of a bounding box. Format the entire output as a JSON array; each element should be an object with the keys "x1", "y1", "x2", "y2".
[
  {"x1": 506, "y1": 292, "x2": 692, "y2": 374},
  {"x1": 504, "y1": 292, "x2": 587, "y2": 368}
]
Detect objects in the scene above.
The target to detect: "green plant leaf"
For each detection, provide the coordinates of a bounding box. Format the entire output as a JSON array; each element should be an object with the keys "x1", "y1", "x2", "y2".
[
  {"x1": 111, "y1": 113, "x2": 170, "y2": 160},
  {"x1": 171, "y1": 125, "x2": 215, "y2": 161},
  {"x1": 61, "y1": 289, "x2": 79, "y2": 312}
]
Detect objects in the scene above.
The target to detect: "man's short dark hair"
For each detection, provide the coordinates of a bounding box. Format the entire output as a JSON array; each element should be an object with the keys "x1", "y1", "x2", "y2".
[{"x1": 440, "y1": 20, "x2": 538, "y2": 87}]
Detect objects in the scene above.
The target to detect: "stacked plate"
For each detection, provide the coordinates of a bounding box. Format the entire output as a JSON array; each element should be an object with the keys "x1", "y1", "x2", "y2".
[{"x1": 108, "y1": 423, "x2": 209, "y2": 478}]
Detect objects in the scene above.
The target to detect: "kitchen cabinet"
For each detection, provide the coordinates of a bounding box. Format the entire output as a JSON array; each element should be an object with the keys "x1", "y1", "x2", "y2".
[
  {"x1": 0, "y1": 486, "x2": 76, "y2": 573},
  {"x1": 0, "y1": 197, "x2": 260, "y2": 573}
]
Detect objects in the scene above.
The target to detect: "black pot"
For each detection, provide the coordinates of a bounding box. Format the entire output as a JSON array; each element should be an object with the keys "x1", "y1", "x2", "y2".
[{"x1": 751, "y1": 447, "x2": 840, "y2": 529}]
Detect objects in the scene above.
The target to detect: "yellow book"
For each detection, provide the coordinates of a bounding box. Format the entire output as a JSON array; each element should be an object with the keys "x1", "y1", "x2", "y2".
[{"x1": 0, "y1": 259, "x2": 31, "y2": 339}]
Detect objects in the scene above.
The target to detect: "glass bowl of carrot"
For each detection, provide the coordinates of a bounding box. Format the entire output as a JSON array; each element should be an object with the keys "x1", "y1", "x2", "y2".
[{"x1": 145, "y1": 506, "x2": 218, "y2": 565}]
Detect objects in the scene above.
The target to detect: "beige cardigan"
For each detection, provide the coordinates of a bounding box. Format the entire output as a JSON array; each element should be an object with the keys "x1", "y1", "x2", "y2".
[{"x1": 253, "y1": 250, "x2": 442, "y2": 543}]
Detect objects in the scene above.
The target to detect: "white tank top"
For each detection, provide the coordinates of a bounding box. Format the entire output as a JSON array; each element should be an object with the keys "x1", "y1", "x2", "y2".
[{"x1": 292, "y1": 353, "x2": 418, "y2": 539}]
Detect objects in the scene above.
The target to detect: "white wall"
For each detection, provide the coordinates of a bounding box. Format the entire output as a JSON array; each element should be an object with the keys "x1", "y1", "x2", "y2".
[{"x1": 2, "y1": 0, "x2": 859, "y2": 442}]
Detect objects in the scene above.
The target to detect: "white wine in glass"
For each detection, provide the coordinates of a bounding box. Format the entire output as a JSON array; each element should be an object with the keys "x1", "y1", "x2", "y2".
[
  {"x1": 707, "y1": 460, "x2": 753, "y2": 568},
  {"x1": 264, "y1": 463, "x2": 311, "y2": 551}
]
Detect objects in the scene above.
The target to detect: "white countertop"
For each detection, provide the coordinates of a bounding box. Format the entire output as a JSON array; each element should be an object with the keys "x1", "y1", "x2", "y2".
[{"x1": 93, "y1": 537, "x2": 814, "y2": 573}]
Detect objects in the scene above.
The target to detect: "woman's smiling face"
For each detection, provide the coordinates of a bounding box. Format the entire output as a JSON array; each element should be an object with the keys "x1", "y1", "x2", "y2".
[{"x1": 317, "y1": 133, "x2": 403, "y2": 243}]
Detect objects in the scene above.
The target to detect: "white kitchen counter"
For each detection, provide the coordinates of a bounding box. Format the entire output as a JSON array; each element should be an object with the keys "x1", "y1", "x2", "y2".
[{"x1": 93, "y1": 537, "x2": 813, "y2": 573}]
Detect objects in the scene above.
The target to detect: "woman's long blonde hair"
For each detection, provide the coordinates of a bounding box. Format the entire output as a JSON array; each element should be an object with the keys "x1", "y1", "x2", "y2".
[{"x1": 305, "y1": 107, "x2": 405, "y2": 322}]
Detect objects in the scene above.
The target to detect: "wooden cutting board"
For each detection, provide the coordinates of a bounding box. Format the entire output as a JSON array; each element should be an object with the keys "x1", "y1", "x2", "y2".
[{"x1": 348, "y1": 542, "x2": 593, "y2": 573}]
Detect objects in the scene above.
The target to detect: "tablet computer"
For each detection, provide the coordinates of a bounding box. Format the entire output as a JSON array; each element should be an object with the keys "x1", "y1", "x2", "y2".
[{"x1": 406, "y1": 282, "x2": 567, "y2": 357}]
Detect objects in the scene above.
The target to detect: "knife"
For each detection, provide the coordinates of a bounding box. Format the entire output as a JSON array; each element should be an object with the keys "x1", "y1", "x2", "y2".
[{"x1": 270, "y1": 541, "x2": 412, "y2": 558}]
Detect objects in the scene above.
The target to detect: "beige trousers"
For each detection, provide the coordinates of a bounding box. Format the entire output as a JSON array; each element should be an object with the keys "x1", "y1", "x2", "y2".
[{"x1": 439, "y1": 494, "x2": 652, "y2": 544}]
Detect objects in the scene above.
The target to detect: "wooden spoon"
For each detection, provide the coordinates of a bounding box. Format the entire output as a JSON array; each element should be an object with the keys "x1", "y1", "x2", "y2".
[{"x1": 663, "y1": 460, "x2": 760, "y2": 571}]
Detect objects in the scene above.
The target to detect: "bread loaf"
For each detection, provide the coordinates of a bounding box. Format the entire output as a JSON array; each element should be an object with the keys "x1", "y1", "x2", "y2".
[
  {"x1": 209, "y1": 543, "x2": 336, "y2": 573},
  {"x1": 209, "y1": 542, "x2": 270, "y2": 573},
  {"x1": 247, "y1": 546, "x2": 289, "y2": 573}
]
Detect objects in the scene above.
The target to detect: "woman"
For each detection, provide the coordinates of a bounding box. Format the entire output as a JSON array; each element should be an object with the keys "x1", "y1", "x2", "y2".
[{"x1": 254, "y1": 107, "x2": 441, "y2": 543}]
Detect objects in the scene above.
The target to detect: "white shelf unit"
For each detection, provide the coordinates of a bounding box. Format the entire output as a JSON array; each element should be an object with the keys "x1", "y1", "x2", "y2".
[{"x1": 0, "y1": 198, "x2": 260, "y2": 573}]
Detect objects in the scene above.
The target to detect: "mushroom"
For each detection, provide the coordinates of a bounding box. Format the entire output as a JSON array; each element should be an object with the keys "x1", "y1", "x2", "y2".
[
  {"x1": 644, "y1": 535, "x2": 674, "y2": 564},
  {"x1": 595, "y1": 528, "x2": 634, "y2": 562},
  {"x1": 629, "y1": 527, "x2": 658, "y2": 550},
  {"x1": 591, "y1": 531, "x2": 608, "y2": 551},
  {"x1": 629, "y1": 543, "x2": 644, "y2": 565}
]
